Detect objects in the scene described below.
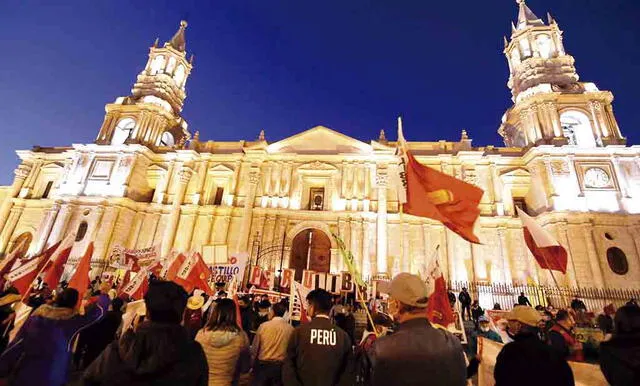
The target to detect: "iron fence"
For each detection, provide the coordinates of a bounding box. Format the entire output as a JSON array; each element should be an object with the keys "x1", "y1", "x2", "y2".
[{"x1": 447, "y1": 280, "x2": 640, "y2": 313}]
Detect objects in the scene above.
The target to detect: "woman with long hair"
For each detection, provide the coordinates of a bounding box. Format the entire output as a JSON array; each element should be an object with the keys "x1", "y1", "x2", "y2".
[{"x1": 195, "y1": 298, "x2": 250, "y2": 386}]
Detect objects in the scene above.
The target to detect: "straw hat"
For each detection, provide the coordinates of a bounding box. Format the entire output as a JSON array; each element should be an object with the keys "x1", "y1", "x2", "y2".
[{"x1": 187, "y1": 295, "x2": 205, "y2": 310}]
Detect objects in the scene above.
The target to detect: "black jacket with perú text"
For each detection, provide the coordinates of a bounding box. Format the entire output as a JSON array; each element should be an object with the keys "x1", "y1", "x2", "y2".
[{"x1": 282, "y1": 315, "x2": 354, "y2": 386}]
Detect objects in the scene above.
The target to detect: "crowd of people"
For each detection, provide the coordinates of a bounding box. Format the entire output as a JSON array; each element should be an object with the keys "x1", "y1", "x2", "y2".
[{"x1": 0, "y1": 272, "x2": 637, "y2": 385}]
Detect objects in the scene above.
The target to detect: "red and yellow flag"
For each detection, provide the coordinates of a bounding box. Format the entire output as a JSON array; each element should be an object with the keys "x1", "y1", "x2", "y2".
[{"x1": 394, "y1": 118, "x2": 484, "y2": 244}]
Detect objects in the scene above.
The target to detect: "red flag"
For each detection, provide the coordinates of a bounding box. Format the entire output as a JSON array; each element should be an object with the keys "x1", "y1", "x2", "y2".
[
  {"x1": 424, "y1": 259, "x2": 456, "y2": 327},
  {"x1": 518, "y1": 208, "x2": 568, "y2": 274},
  {"x1": 41, "y1": 232, "x2": 76, "y2": 289},
  {"x1": 121, "y1": 269, "x2": 150, "y2": 300},
  {"x1": 395, "y1": 119, "x2": 483, "y2": 244},
  {"x1": 163, "y1": 253, "x2": 187, "y2": 281},
  {"x1": 68, "y1": 243, "x2": 94, "y2": 307},
  {"x1": 291, "y1": 281, "x2": 310, "y2": 323},
  {"x1": 0, "y1": 237, "x2": 30, "y2": 289},
  {"x1": 174, "y1": 252, "x2": 213, "y2": 295},
  {"x1": 7, "y1": 240, "x2": 61, "y2": 295}
]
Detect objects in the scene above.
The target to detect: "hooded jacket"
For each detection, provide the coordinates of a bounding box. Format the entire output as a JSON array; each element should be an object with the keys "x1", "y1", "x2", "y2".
[
  {"x1": 599, "y1": 333, "x2": 640, "y2": 385},
  {"x1": 82, "y1": 321, "x2": 209, "y2": 386},
  {"x1": 0, "y1": 294, "x2": 109, "y2": 386},
  {"x1": 195, "y1": 328, "x2": 250, "y2": 386}
]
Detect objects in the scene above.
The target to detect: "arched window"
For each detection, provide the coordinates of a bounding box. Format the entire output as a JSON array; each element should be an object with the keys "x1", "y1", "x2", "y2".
[
  {"x1": 520, "y1": 38, "x2": 532, "y2": 58},
  {"x1": 111, "y1": 118, "x2": 137, "y2": 145},
  {"x1": 606, "y1": 247, "x2": 629, "y2": 275},
  {"x1": 76, "y1": 221, "x2": 88, "y2": 242},
  {"x1": 510, "y1": 49, "x2": 521, "y2": 66},
  {"x1": 166, "y1": 57, "x2": 177, "y2": 75},
  {"x1": 536, "y1": 34, "x2": 552, "y2": 59},
  {"x1": 174, "y1": 65, "x2": 186, "y2": 87},
  {"x1": 149, "y1": 55, "x2": 166, "y2": 75},
  {"x1": 560, "y1": 111, "x2": 596, "y2": 147},
  {"x1": 159, "y1": 131, "x2": 175, "y2": 147}
]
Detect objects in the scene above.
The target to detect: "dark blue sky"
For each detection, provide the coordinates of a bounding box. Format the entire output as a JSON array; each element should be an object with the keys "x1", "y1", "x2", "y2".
[{"x1": 1, "y1": 1, "x2": 639, "y2": 184}]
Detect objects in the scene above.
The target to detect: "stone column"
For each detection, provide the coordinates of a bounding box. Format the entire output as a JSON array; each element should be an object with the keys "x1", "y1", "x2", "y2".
[
  {"x1": 375, "y1": 169, "x2": 388, "y2": 278},
  {"x1": 557, "y1": 222, "x2": 578, "y2": 287},
  {"x1": 161, "y1": 168, "x2": 192, "y2": 257},
  {"x1": 0, "y1": 205, "x2": 25, "y2": 254},
  {"x1": 612, "y1": 156, "x2": 631, "y2": 198},
  {"x1": 497, "y1": 227, "x2": 513, "y2": 284},
  {"x1": 583, "y1": 221, "x2": 605, "y2": 288},
  {"x1": 126, "y1": 211, "x2": 145, "y2": 249},
  {"x1": 45, "y1": 202, "x2": 76, "y2": 250},
  {"x1": 33, "y1": 201, "x2": 62, "y2": 254},
  {"x1": 542, "y1": 158, "x2": 558, "y2": 197},
  {"x1": 362, "y1": 219, "x2": 373, "y2": 279},
  {"x1": 588, "y1": 100, "x2": 605, "y2": 138},
  {"x1": 546, "y1": 102, "x2": 563, "y2": 138},
  {"x1": 236, "y1": 170, "x2": 260, "y2": 253},
  {"x1": 489, "y1": 162, "x2": 504, "y2": 215},
  {"x1": 0, "y1": 165, "x2": 31, "y2": 235}
]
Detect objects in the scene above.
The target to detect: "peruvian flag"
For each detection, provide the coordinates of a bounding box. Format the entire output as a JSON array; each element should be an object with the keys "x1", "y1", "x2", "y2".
[
  {"x1": 393, "y1": 118, "x2": 483, "y2": 244},
  {"x1": 7, "y1": 240, "x2": 62, "y2": 295},
  {"x1": 41, "y1": 232, "x2": 76, "y2": 289},
  {"x1": 423, "y1": 251, "x2": 455, "y2": 327},
  {"x1": 291, "y1": 280, "x2": 310, "y2": 323},
  {"x1": 68, "y1": 242, "x2": 95, "y2": 307},
  {"x1": 121, "y1": 268, "x2": 150, "y2": 300},
  {"x1": 174, "y1": 252, "x2": 213, "y2": 295},
  {"x1": 163, "y1": 252, "x2": 187, "y2": 281},
  {"x1": 0, "y1": 237, "x2": 30, "y2": 289},
  {"x1": 517, "y1": 207, "x2": 568, "y2": 274}
]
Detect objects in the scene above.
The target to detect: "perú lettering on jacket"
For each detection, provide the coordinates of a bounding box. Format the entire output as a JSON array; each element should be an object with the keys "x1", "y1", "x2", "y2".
[{"x1": 310, "y1": 329, "x2": 337, "y2": 346}]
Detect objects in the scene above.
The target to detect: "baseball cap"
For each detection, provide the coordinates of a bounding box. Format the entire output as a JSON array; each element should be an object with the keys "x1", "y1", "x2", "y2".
[
  {"x1": 506, "y1": 306, "x2": 542, "y2": 327},
  {"x1": 383, "y1": 273, "x2": 429, "y2": 308},
  {"x1": 478, "y1": 315, "x2": 489, "y2": 323}
]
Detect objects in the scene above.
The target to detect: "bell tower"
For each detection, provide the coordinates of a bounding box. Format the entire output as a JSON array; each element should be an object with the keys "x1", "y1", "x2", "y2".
[
  {"x1": 96, "y1": 21, "x2": 194, "y2": 148},
  {"x1": 498, "y1": 1, "x2": 626, "y2": 147}
]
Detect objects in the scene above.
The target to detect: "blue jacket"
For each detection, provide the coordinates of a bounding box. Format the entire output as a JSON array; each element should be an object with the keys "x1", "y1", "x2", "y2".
[{"x1": 0, "y1": 294, "x2": 109, "y2": 386}]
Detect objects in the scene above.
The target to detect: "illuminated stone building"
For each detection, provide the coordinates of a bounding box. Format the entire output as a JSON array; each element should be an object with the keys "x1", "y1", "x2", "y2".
[{"x1": 1, "y1": 2, "x2": 639, "y2": 293}]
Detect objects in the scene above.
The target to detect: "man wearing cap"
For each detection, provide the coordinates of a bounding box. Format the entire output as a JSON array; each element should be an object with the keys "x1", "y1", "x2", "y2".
[
  {"x1": 83, "y1": 280, "x2": 209, "y2": 385},
  {"x1": 494, "y1": 306, "x2": 574, "y2": 386},
  {"x1": 370, "y1": 273, "x2": 466, "y2": 386}
]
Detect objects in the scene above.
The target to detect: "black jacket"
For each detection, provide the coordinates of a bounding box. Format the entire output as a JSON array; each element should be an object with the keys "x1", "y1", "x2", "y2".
[
  {"x1": 494, "y1": 332, "x2": 573, "y2": 386},
  {"x1": 599, "y1": 333, "x2": 640, "y2": 386},
  {"x1": 282, "y1": 315, "x2": 353, "y2": 386},
  {"x1": 458, "y1": 291, "x2": 471, "y2": 305},
  {"x1": 82, "y1": 322, "x2": 208, "y2": 386},
  {"x1": 370, "y1": 318, "x2": 466, "y2": 386}
]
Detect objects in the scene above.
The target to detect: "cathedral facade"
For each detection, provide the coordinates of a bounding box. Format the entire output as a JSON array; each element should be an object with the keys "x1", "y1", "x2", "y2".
[{"x1": 1, "y1": 3, "x2": 639, "y2": 291}]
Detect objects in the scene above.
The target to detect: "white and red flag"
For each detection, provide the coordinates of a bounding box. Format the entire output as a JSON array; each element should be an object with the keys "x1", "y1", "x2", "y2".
[
  {"x1": 422, "y1": 248, "x2": 455, "y2": 327},
  {"x1": 41, "y1": 232, "x2": 76, "y2": 289},
  {"x1": 517, "y1": 207, "x2": 568, "y2": 274},
  {"x1": 121, "y1": 268, "x2": 150, "y2": 300},
  {"x1": 0, "y1": 237, "x2": 30, "y2": 289},
  {"x1": 290, "y1": 280, "x2": 311, "y2": 323},
  {"x1": 174, "y1": 252, "x2": 213, "y2": 295},
  {"x1": 392, "y1": 117, "x2": 484, "y2": 243},
  {"x1": 7, "y1": 240, "x2": 61, "y2": 295},
  {"x1": 163, "y1": 252, "x2": 187, "y2": 281}
]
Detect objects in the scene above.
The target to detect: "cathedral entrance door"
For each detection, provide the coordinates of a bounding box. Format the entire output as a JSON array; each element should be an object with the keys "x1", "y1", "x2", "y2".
[{"x1": 289, "y1": 229, "x2": 331, "y2": 281}]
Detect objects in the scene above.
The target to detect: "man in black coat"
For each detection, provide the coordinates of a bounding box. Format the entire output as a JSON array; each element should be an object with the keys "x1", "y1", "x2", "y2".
[
  {"x1": 282, "y1": 288, "x2": 354, "y2": 386},
  {"x1": 82, "y1": 280, "x2": 208, "y2": 386},
  {"x1": 371, "y1": 273, "x2": 466, "y2": 386},
  {"x1": 458, "y1": 288, "x2": 471, "y2": 321},
  {"x1": 494, "y1": 306, "x2": 573, "y2": 386}
]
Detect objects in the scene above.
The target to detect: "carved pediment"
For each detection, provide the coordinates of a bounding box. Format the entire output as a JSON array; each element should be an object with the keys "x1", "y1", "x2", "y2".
[
  {"x1": 267, "y1": 126, "x2": 372, "y2": 155},
  {"x1": 500, "y1": 167, "x2": 531, "y2": 185},
  {"x1": 208, "y1": 164, "x2": 234, "y2": 174},
  {"x1": 297, "y1": 161, "x2": 338, "y2": 173}
]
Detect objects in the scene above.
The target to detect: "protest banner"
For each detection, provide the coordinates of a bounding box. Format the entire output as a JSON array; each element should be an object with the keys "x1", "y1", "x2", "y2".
[
  {"x1": 209, "y1": 252, "x2": 248, "y2": 284},
  {"x1": 109, "y1": 245, "x2": 160, "y2": 270}
]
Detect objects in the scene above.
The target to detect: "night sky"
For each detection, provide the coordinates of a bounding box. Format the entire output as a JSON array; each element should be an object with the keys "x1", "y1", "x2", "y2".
[{"x1": 1, "y1": 0, "x2": 639, "y2": 184}]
